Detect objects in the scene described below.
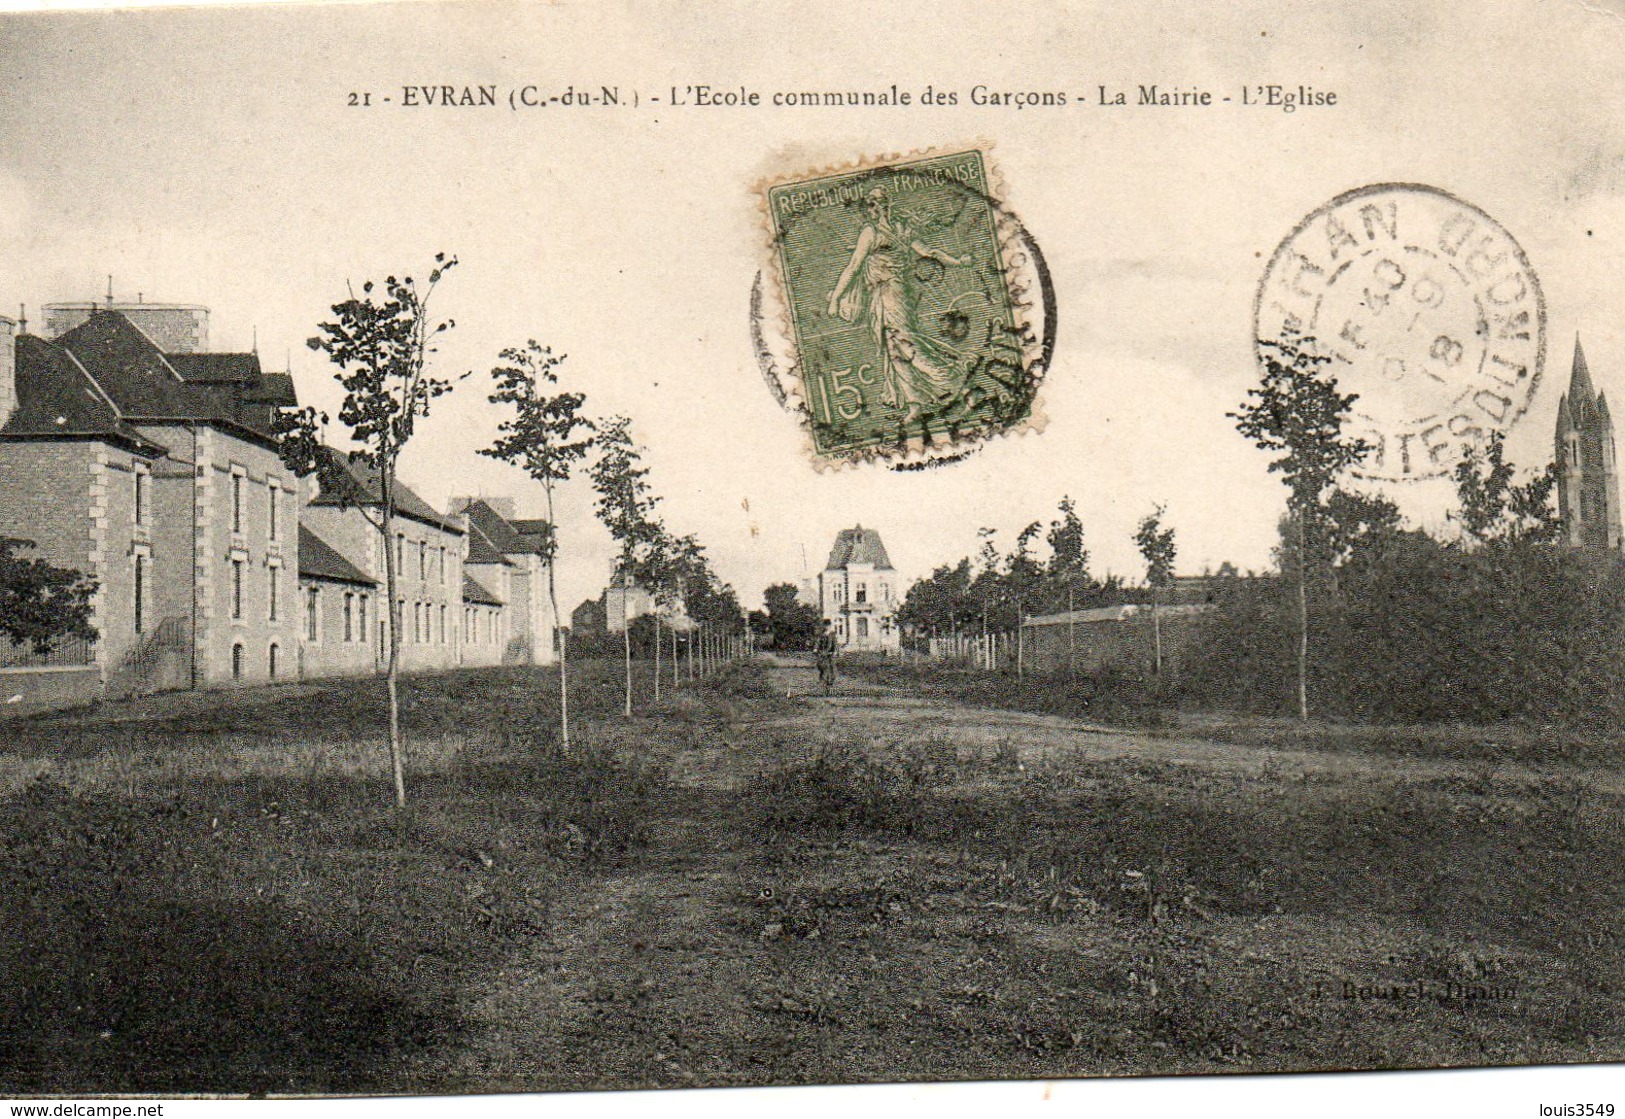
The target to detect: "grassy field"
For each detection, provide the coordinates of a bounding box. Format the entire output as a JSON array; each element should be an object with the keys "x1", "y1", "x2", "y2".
[
  {"x1": 0, "y1": 656, "x2": 1620, "y2": 1092},
  {"x1": 0, "y1": 660, "x2": 676, "y2": 1094}
]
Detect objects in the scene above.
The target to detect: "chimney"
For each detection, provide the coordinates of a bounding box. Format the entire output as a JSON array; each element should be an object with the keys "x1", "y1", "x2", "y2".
[
  {"x1": 41, "y1": 301, "x2": 209, "y2": 351},
  {"x1": 0, "y1": 315, "x2": 16, "y2": 430}
]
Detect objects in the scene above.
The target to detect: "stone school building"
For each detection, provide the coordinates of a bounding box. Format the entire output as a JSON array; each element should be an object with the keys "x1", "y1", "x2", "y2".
[{"x1": 0, "y1": 302, "x2": 554, "y2": 712}]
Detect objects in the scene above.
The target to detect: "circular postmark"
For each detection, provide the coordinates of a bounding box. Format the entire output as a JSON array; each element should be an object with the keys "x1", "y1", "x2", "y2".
[
  {"x1": 753, "y1": 149, "x2": 1055, "y2": 469},
  {"x1": 1255, "y1": 183, "x2": 1545, "y2": 482}
]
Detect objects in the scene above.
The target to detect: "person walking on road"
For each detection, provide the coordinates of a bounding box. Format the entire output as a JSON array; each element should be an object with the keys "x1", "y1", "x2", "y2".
[{"x1": 815, "y1": 623, "x2": 838, "y2": 694}]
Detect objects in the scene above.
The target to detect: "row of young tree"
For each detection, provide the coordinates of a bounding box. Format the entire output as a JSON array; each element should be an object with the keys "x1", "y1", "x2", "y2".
[
  {"x1": 878, "y1": 331, "x2": 1623, "y2": 726},
  {"x1": 275, "y1": 255, "x2": 744, "y2": 806},
  {"x1": 893, "y1": 496, "x2": 1183, "y2": 640},
  {"x1": 1193, "y1": 334, "x2": 1624, "y2": 725},
  {"x1": 586, "y1": 415, "x2": 746, "y2": 720}
]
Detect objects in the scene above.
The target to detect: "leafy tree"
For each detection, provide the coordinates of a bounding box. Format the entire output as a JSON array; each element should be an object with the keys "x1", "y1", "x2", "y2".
[
  {"x1": 632, "y1": 526, "x2": 686, "y2": 703},
  {"x1": 1045, "y1": 495, "x2": 1095, "y2": 611},
  {"x1": 1134, "y1": 504, "x2": 1178, "y2": 590},
  {"x1": 665, "y1": 533, "x2": 715, "y2": 679},
  {"x1": 1005, "y1": 522, "x2": 1045, "y2": 603},
  {"x1": 588, "y1": 415, "x2": 663, "y2": 716},
  {"x1": 1323, "y1": 487, "x2": 1404, "y2": 568},
  {"x1": 670, "y1": 539, "x2": 745, "y2": 673},
  {"x1": 1005, "y1": 521, "x2": 1044, "y2": 676},
  {"x1": 763, "y1": 581, "x2": 822, "y2": 650},
  {"x1": 972, "y1": 525, "x2": 1004, "y2": 631},
  {"x1": 481, "y1": 340, "x2": 595, "y2": 751},
  {"x1": 0, "y1": 538, "x2": 97, "y2": 654},
  {"x1": 1451, "y1": 431, "x2": 1561, "y2": 550},
  {"x1": 898, "y1": 558, "x2": 976, "y2": 637},
  {"x1": 1134, "y1": 504, "x2": 1178, "y2": 676},
  {"x1": 1231, "y1": 334, "x2": 1370, "y2": 720},
  {"x1": 278, "y1": 254, "x2": 458, "y2": 807}
]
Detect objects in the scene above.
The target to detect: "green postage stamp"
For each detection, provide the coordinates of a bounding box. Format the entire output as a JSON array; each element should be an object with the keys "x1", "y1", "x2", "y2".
[{"x1": 760, "y1": 149, "x2": 1052, "y2": 465}]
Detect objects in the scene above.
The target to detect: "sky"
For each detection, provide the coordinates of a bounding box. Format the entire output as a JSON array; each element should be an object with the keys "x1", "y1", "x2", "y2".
[{"x1": 4, "y1": 0, "x2": 1625, "y2": 612}]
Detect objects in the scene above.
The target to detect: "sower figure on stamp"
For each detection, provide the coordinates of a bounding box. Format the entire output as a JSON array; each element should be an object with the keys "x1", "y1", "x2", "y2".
[{"x1": 827, "y1": 187, "x2": 971, "y2": 420}]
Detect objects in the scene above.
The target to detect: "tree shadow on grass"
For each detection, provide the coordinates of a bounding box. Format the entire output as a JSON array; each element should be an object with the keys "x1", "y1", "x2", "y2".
[{"x1": 0, "y1": 783, "x2": 453, "y2": 1095}]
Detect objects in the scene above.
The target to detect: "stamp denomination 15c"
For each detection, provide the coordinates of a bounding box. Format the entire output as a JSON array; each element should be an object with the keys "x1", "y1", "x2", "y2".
[
  {"x1": 1256, "y1": 183, "x2": 1545, "y2": 482},
  {"x1": 759, "y1": 148, "x2": 1051, "y2": 466}
]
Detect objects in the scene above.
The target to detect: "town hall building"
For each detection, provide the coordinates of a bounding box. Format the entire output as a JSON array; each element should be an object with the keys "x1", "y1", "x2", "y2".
[{"x1": 818, "y1": 525, "x2": 901, "y2": 654}]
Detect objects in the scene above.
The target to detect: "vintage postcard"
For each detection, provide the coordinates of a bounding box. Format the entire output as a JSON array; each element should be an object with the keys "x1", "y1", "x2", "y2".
[{"x1": 0, "y1": 0, "x2": 1622, "y2": 1111}]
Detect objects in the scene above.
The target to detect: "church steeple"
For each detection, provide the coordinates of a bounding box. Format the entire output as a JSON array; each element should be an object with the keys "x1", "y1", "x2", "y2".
[
  {"x1": 1556, "y1": 335, "x2": 1622, "y2": 551},
  {"x1": 1570, "y1": 335, "x2": 1597, "y2": 405}
]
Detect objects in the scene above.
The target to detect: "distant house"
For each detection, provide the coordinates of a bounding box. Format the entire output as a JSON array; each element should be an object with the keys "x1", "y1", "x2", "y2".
[
  {"x1": 818, "y1": 525, "x2": 901, "y2": 654},
  {"x1": 602, "y1": 577, "x2": 692, "y2": 633},
  {"x1": 571, "y1": 597, "x2": 606, "y2": 637},
  {"x1": 302, "y1": 448, "x2": 467, "y2": 674},
  {"x1": 0, "y1": 306, "x2": 300, "y2": 704}
]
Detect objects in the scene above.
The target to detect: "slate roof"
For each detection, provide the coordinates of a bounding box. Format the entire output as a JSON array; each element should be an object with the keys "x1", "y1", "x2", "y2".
[
  {"x1": 1570, "y1": 337, "x2": 1596, "y2": 404},
  {"x1": 253, "y1": 372, "x2": 298, "y2": 405},
  {"x1": 1559, "y1": 336, "x2": 1614, "y2": 437},
  {"x1": 464, "y1": 518, "x2": 512, "y2": 566},
  {"x1": 298, "y1": 525, "x2": 376, "y2": 586},
  {"x1": 0, "y1": 334, "x2": 167, "y2": 454},
  {"x1": 166, "y1": 352, "x2": 261, "y2": 384},
  {"x1": 825, "y1": 525, "x2": 894, "y2": 571},
  {"x1": 2, "y1": 310, "x2": 295, "y2": 449},
  {"x1": 462, "y1": 572, "x2": 504, "y2": 606},
  {"x1": 307, "y1": 447, "x2": 465, "y2": 533},
  {"x1": 463, "y1": 499, "x2": 552, "y2": 556},
  {"x1": 59, "y1": 312, "x2": 286, "y2": 438}
]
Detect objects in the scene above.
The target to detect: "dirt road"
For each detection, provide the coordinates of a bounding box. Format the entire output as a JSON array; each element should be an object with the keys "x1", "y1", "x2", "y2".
[{"x1": 426, "y1": 657, "x2": 1623, "y2": 1089}]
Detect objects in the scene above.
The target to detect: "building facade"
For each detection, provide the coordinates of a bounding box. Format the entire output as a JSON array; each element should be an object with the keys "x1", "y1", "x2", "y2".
[
  {"x1": 571, "y1": 597, "x2": 606, "y2": 638},
  {"x1": 0, "y1": 306, "x2": 301, "y2": 703},
  {"x1": 301, "y1": 450, "x2": 468, "y2": 674},
  {"x1": 1556, "y1": 338, "x2": 1622, "y2": 552},
  {"x1": 297, "y1": 524, "x2": 380, "y2": 679},
  {"x1": 601, "y1": 578, "x2": 692, "y2": 634},
  {"x1": 460, "y1": 574, "x2": 507, "y2": 667},
  {"x1": 0, "y1": 299, "x2": 556, "y2": 713},
  {"x1": 818, "y1": 525, "x2": 901, "y2": 654},
  {"x1": 452, "y1": 497, "x2": 555, "y2": 665}
]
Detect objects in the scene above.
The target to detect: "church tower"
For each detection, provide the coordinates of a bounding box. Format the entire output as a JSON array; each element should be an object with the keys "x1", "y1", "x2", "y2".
[{"x1": 1555, "y1": 337, "x2": 1622, "y2": 551}]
